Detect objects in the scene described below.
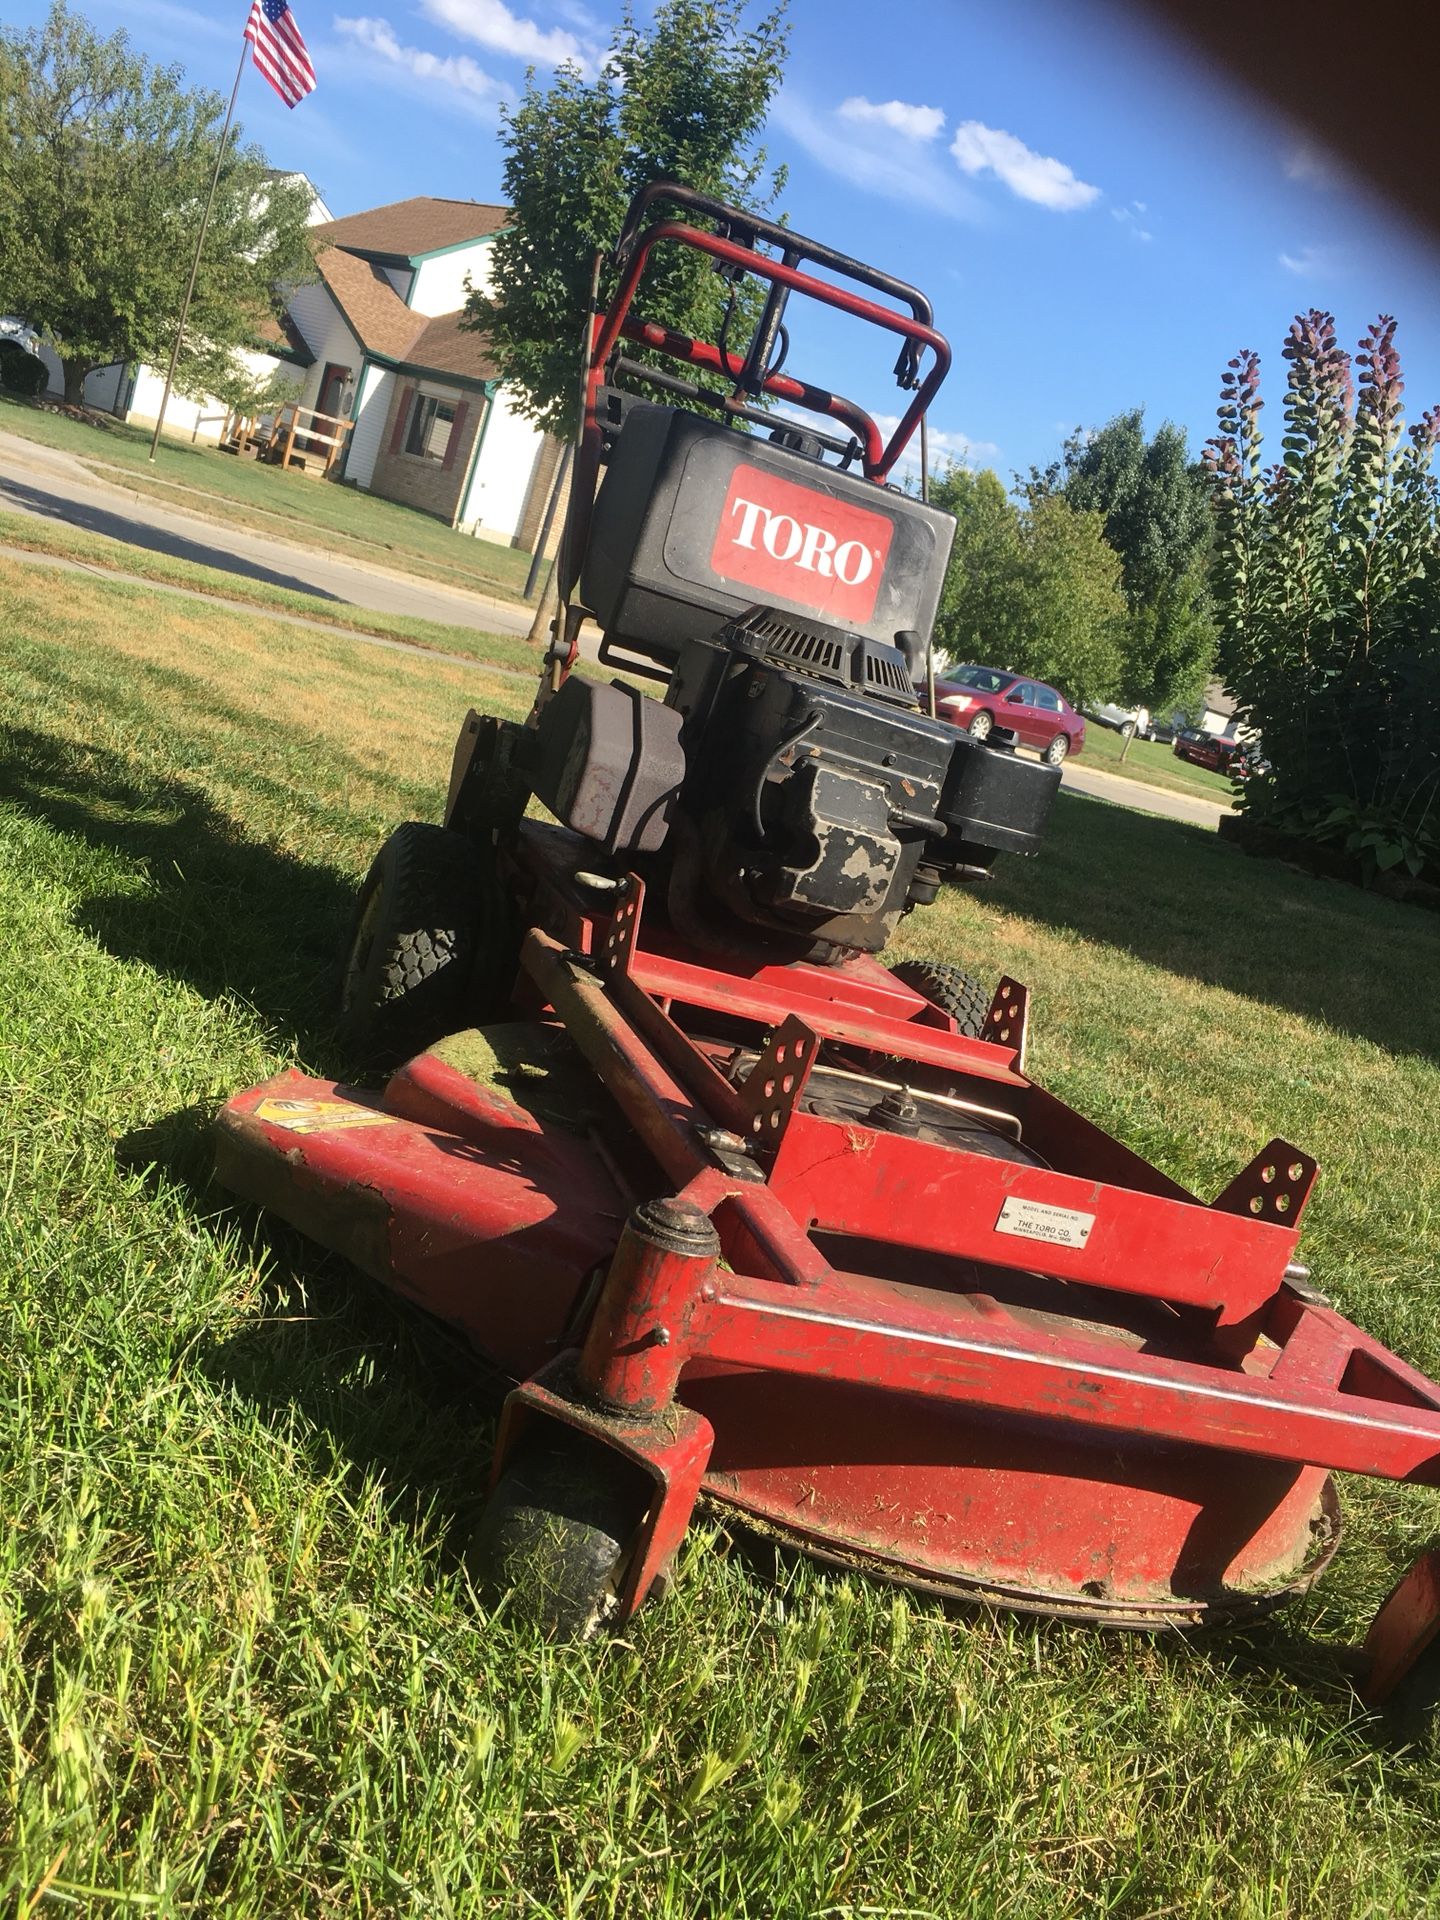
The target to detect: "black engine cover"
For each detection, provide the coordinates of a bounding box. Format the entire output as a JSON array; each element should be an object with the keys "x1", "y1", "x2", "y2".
[{"x1": 582, "y1": 406, "x2": 956, "y2": 667}]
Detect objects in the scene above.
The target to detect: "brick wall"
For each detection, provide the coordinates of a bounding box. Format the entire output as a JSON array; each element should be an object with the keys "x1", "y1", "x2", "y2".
[
  {"x1": 367, "y1": 378, "x2": 484, "y2": 526},
  {"x1": 513, "y1": 433, "x2": 570, "y2": 555}
]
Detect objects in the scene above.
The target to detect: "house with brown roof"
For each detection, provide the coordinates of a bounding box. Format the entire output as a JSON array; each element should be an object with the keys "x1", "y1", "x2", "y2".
[
  {"x1": 41, "y1": 188, "x2": 561, "y2": 555},
  {"x1": 270, "y1": 195, "x2": 563, "y2": 549}
]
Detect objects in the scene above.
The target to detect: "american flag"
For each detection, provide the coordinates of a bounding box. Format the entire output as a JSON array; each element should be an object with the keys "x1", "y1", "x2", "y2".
[{"x1": 243, "y1": 0, "x2": 316, "y2": 109}]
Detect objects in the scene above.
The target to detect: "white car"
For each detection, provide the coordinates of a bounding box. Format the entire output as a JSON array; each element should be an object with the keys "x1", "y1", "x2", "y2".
[{"x1": 1087, "y1": 702, "x2": 1153, "y2": 739}]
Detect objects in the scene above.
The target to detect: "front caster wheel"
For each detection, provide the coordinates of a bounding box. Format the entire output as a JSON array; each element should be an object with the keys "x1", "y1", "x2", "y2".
[{"x1": 470, "y1": 1430, "x2": 649, "y2": 1641}]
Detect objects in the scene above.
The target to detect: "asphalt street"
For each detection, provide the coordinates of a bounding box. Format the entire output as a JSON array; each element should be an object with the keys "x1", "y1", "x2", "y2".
[
  {"x1": 0, "y1": 426, "x2": 1231, "y2": 829},
  {"x1": 1058, "y1": 756, "x2": 1231, "y2": 828}
]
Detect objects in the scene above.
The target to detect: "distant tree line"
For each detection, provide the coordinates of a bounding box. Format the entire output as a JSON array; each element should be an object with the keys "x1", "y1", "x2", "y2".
[{"x1": 930, "y1": 412, "x2": 1216, "y2": 718}]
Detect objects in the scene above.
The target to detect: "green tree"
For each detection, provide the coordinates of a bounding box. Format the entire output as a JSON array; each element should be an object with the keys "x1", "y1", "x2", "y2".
[
  {"x1": 0, "y1": 2, "x2": 315, "y2": 408},
  {"x1": 929, "y1": 467, "x2": 1021, "y2": 662},
  {"x1": 1205, "y1": 311, "x2": 1440, "y2": 873},
  {"x1": 1050, "y1": 409, "x2": 1215, "y2": 716},
  {"x1": 931, "y1": 466, "x2": 1126, "y2": 707},
  {"x1": 465, "y1": 0, "x2": 790, "y2": 439}
]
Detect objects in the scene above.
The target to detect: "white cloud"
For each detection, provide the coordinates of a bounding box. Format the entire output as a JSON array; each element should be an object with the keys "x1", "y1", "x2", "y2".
[
  {"x1": 838, "y1": 96, "x2": 945, "y2": 142},
  {"x1": 775, "y1": 92, "x2": 984, "y2": 220},
  {"x1": 1278, "y1": 244, "x2": 1337, "y2": 277},
  {"x1": 1111, "y1": 202, "x2": 1153, "y2": 242},
  {"x1": 873, "y1": 412, "x2": 998, "y2": 476},
  {"x1": 418, "y1": 0, "x2": 589, "y2": 70},
  {"x1": 334, "y1": 16, "x2": 512, "y2": 108},
  {"x1": 949, "y1": 121, "x2": 1099, "y2": 211},
  {"x1": 1283, "y1": 139, "x2": 1344, "y2": 190},
  {"x1": 762, "y1": 403, "x2": 994, "y2": 477}
]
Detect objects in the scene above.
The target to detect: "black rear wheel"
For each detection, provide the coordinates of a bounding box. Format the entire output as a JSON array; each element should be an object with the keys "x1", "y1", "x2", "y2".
[
  {"x1": 339, "y1": 821, "x2": 518, "y2": 1070},
  {"x1": 888, "y1": 958, "x2": 990, "y2": 1039}
]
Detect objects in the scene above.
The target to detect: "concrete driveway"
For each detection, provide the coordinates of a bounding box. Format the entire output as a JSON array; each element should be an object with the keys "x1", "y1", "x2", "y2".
[{"x1": 0, "y1": 427, "x2": 535, "y2": 638}]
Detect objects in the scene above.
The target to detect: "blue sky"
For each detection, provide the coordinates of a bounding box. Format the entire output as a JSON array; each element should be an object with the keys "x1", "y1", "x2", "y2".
[{"x1": 16, "y1": 0, "x2": 1440, "y2": 481}]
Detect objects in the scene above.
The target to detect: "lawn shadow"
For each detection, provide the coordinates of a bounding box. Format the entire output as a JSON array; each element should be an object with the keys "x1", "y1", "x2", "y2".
[
  {"x1": 979, "y1": 789, "x2": 1440, "y2": 1064},
  {"x1": 0, "y1": 470, "x2": 343, "y2": 600},
  {"x1": 0, "y1": 719, "x2": 354, "y2": 1068},
  {"x1": 197, "y1": 1208, "x2": 505, "y2": 1575}
]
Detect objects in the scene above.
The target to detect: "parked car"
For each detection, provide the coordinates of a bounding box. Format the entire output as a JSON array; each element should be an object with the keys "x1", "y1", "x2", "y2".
[
  {"x1": 0, "y1": 315, "x2": 47, "y2": 398},
  {"x1": 1172, "y1": 728, "x2": 1232, "y2": 771},
  {"x1": 1086, "y1": 701, "x2": 1153, "y2": 739},
  {"x1": 1172, "y1": 729, "x2": 1269, "y2": 778},
  {"x1": 935, "y1": 665, "x2": 1085, "y2": 764}
]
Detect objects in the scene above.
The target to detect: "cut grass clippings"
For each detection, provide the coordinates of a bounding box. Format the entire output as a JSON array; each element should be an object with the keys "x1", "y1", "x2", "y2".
[
  {"x1": 0, "y1": 505, "x2": 538, "y2": 675},
  {"x1": 0, "y1": 392, "x2": 536, "y2": 602},
  {"x1": 4, "y1": 554, "x2": 1440, "y2": 1913}
]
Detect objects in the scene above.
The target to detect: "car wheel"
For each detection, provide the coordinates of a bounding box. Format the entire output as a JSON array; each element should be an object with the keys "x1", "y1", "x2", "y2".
[
  {"x1": 1043, "y1": 733, "x2": 1070, "y2": 766},
  {"x1": 967, "y1": 710, "x2": 993, "y2": 742}
]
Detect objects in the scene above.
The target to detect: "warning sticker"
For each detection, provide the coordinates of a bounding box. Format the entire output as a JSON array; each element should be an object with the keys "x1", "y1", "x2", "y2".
[
  {"x1": 994, "y1": 1195, "x2": 1095, "y2": 1250},
  {"x1": 253, "y1": 1097, "x2": 399, "y2": 1135}
]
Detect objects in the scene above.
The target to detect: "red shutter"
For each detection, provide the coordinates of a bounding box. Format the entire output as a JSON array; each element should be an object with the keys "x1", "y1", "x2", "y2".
[
  {"x1": 389, "y1": 383, "x2": 415, "y2": 455},
  {"x1": 441, "y1": 399, "x2": 470, "y2": 471}
]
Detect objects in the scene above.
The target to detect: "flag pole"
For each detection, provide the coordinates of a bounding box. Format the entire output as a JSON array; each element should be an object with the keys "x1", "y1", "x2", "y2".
[{"x1": 148, "y1": 38, "x2": 248, "y2": 462}]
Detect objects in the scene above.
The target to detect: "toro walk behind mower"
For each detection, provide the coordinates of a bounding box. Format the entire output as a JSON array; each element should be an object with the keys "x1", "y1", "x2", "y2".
[{"x1": 219, "y1": 182, "x2": 1440, "y2": 1706}]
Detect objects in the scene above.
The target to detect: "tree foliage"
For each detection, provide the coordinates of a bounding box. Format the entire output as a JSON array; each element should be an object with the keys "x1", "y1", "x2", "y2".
[
  {"x1": 0, "y1": 2, "x2": 316, "y2": 406},
  {"x1": 1204, "y1": 312, "x2": 1440, "y2": 875},
  {"x1": 1043, "y1": 409, "x2": 1215, "y2": 716},
  {"x1": 465, "y1": 0, "x2": 790, "y2": 439},
  {"x1": 930, "y1": 466, "x2": 1126, "y2": 707}
]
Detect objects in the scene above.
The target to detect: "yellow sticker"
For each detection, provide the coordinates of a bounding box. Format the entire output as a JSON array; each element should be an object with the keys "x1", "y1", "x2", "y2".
[{"x1": 253, "y1": 1097, "x2": 399, "y2": 1134}]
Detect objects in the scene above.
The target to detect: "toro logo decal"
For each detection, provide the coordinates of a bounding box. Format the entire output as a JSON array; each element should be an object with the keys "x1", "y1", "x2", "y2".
[{"x1": 709, "y1": 462, "x2": 892, "y2": 623}]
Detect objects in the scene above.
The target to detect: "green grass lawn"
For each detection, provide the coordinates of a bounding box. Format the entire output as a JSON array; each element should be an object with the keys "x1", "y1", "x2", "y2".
[
  {"x1": 0, "y1": 393, "x2": 537, "y2": 602},
  {"x1": 0, "y1": 506, "x2": 538, "y2": 675},
  {"x1": 1079, "y1": 721, "x2": 1236, "y2": 802},
  {"x1": 4, "y1": 554, "x2": 1440, "y2": 1914}
]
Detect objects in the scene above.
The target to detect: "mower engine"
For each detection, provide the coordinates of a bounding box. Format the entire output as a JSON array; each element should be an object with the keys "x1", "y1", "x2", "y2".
[{"x1": 464, "y1": 396, "x2": 1057, "y2": 956}]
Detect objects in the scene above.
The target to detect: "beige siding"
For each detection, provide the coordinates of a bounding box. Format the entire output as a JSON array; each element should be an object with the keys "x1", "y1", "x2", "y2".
[
  {"x1": 458, "y1": 385, "x2": 544, "y2": 541},
  {"x1": 344, "y1": 362, "x2": 395, "y2": 490}
]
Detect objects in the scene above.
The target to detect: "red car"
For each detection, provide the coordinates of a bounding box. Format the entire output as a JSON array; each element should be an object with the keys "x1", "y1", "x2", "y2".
[
  {"x1": 1171, "y1": 728, "x2": 1267, "y2": 777},
  {"x1": 935, "y1": 666, "x2": 1085, "y2": 765}
]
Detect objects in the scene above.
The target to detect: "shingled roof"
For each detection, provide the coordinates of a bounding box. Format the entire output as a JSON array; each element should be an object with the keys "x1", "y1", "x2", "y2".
[
  {"x1": 313, "y1": 246, "x2": 499, "y2": 384},
  {"x1": 407, "y1": 310, "x2": 502, "y2": 383},
  {"x1": 312, "y1": 196, "x2": 507, "y2": 260},
  {"x1": 252, "y1": 307, "x2": 315, "y2": 366}
]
